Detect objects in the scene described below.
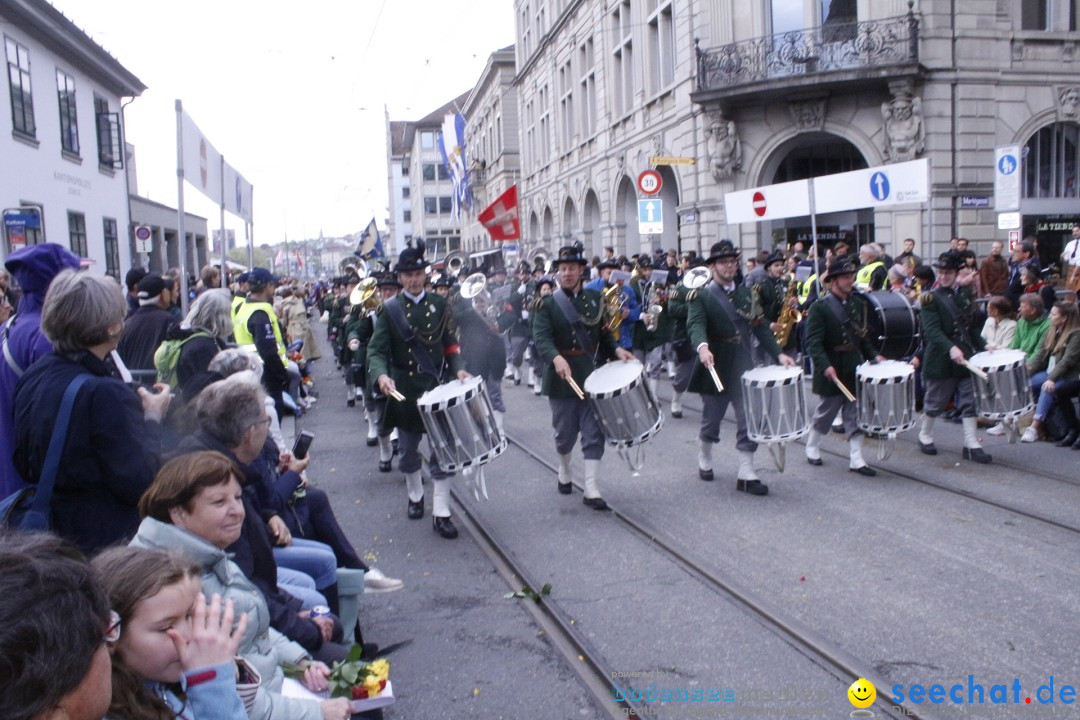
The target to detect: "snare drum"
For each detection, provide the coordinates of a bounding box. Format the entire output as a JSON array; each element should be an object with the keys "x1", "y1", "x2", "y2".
[
  {"x1": 583, "y1": 361, "x2": 663, "y2": 448},
  {"x1": 417, "y1": 376, "x2": 506, "y2": 472},
  {"x1": 863, "y1": 291, "x2": 919, "y2": 359},
  {"x1": 741, "y1": 366, "x2": 810, "y2": 444},
  {"x1": 856, "y1": 360, "x2": 916, "y2": 434},
  {"x1": 969, "y1": 349, "x2": 1034, "y2": 420}
]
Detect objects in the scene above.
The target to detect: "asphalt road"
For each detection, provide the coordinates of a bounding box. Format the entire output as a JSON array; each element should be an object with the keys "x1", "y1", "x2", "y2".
[{"x1": 299, "y1": 326, "x2": 1080, "y2": 720}]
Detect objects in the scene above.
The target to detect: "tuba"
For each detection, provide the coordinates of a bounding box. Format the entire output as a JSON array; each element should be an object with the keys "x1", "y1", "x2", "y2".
[
  {"x1": 443, "y1": 250, "x2": 469, "y2": 278},
  {"x1": 338, "y1": 255, "x2": 368, "y2": 279},
  {"x1": 682, "y1": 266, "x2": 710, "y2": 290},
  {"x1": 527, "y1": 246, "x2": 549, "y2": 273},
  {"x1": 602, "y1": 284, "x2": 626, "y2": 338},
  {"x1": 349, "y1": 276, "x2": 381, "y2": 313}
]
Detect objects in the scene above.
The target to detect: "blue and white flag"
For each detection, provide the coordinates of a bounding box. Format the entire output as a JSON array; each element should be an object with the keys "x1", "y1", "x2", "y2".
[
  {"x1": 437, "y1": 113, "x2": 473, "y2": 223},
  {"x1": 357, "y1": 217, "x2": 385, "y2": 259}
]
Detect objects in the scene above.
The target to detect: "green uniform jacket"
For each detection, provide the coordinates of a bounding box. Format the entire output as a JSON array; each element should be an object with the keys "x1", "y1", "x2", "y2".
[
  {"x1": 630, "y1": 278, "x2": 673, "y2": 351},
  {"x1": 504, "y1": 281, "x2": 534, "y2": 338},
  {"x1": 920, "y1": 286, "x2": 985, "y2": 381},
  {"x1": 666, "y1": 283, "x2": 692, "y2": 342},
  {"x1": 687, "y1": 283, "x2": 779, "y2": 396},
  {"x1": 532, "y1": 286, "x2": 617, "y2": 399},
  {"x1": 804, "y1": 292, "x2": 879, "y2": 397},
  {"x1": 366, "y1": 292, "x2": 464, "y2": 433},
  {"x1": 755, "y1": 275, "x2": 786, "y2": 323}
]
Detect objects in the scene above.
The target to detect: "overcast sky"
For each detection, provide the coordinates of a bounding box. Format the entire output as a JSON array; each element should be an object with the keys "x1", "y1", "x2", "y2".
[{"x1": 47, "y1": 0, "x2": 515, "y2": 248}]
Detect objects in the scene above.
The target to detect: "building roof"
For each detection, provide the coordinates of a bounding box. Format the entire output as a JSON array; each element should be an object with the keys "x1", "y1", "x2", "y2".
[
  {"x1": 2, "y1": 0, "x2": 146, "y2": 96},
  {"x1": 414, "y1": 91, "x2": 472, "y2": 127},
  {"x1": 388, "y1": 120, "x2": 411, "y2": 157}
]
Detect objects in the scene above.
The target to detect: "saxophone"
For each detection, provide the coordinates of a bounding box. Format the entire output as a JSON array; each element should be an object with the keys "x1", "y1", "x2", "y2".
[{"x1": 773, "y1": 276, "x2": 802, "y2": 347}]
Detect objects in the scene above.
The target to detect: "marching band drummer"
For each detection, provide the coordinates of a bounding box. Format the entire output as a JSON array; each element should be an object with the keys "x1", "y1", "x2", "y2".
[
  {"x1": 532, "y1": 241, "x2": 635, "y2": 510},
  {"x1": 367, "y1": 241, "x2": 470, "y2": 539},
  {"x1": 689, "y1": 241, "x2": 797, "y2": 496},
  {"x1": 916, "y1": 250, "x2": 992, "y2": 464},
  {"x1": 803, "y1": 259, "x2": 885, "y2": 476}
]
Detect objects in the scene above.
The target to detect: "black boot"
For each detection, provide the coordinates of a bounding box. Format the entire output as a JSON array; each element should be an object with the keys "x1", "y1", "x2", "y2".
[
  {"x1": 1056, "y1": 431, "x2": 1078, "y2": 447},
  {"x1": 432, "y1": 516, "x2": 458, "y2": 538}
]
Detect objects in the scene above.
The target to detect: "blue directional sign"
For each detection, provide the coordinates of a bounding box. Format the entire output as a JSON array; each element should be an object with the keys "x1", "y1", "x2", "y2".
[
  {"x1": 998, "y1": 154, "x2": 1018, "y2": 175},
  {"x1": 638, "y1": 199, "x2": 663, "y2": 234},
  {"x1": 869, "y1": 171, "x2": 890, "y2": 201}
]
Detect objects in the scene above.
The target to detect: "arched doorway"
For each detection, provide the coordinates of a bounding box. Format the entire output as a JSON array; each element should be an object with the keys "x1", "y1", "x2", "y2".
[
  {"x1": 652, "y1": 166, "x2": 680, "y2": 255},
  {"x1": 563, "y1": 197, "x2": 578, "y2": 242},
  {"x1": 582, "y1": 190, "x2": 602, "y2": 258},
  {"x1": 1021, "y1": 121, "x2": 1080, "y2": 266},
  {"x1": 614, "y1": 176, "x2": 639, "y2": 257},
  {"x1": 759, "y1": 133, "x2": 870, "y2": 252},
  {"x1": 542, "y1": 207, "x2": 554, "y2": 245}
]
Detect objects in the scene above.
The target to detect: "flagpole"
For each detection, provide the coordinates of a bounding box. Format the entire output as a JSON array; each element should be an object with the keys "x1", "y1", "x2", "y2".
[
  {"x1": 175, "y1": 99, "x2": 190, "y2": 316},
  {"x1": 247, "y1": 187, "x2": 255, "y2": 268},
  {"x1": 219, "y1": 154, "x2": 228, "y2": 287}
]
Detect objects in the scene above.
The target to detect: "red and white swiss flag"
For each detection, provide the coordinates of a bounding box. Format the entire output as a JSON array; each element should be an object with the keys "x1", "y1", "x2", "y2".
[{"x1": 478, "y1": 185, "x2": 520, "y2": 242}]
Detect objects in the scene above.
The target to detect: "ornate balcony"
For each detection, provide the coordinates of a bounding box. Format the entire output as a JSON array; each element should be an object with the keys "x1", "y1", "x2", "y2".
[{"x1": 693, "y1": 7, "x2": 921, "y2": 107}]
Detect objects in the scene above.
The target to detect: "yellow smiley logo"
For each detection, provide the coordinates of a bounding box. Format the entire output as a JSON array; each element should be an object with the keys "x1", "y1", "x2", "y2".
[{"x1": 848, "y1": 678, "x2": 876, "y2": 709}]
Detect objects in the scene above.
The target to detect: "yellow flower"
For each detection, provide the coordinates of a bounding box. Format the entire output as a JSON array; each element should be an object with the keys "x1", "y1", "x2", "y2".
[
  {"x1": 368, "y1": 659, "x2": 390, "y2": 680},
  {"x1": 363, "y1": 675, "x2": 383, "y2": 695}
]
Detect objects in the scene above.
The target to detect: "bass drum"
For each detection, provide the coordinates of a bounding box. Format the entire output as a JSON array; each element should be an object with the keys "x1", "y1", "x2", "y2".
[{"x1": 862, "y1": 291, "x2": 919, "y2": 360}]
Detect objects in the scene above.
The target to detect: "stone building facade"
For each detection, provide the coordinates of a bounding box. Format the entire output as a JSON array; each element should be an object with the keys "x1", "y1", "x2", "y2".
[{"x1": 512, "y1": 0, "x2": 1080, "y2": 268}]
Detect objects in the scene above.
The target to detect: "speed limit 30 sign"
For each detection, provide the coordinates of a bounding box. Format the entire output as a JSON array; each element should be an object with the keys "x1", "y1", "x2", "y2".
[{"x1": 638, "y1": 170, "x2": 662, "y2": 195}]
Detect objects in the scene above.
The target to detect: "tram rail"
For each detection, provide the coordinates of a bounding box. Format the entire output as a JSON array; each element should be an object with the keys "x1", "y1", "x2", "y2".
[{"x1": 451, "y1": 431, "x2": 925, "y2": 720}]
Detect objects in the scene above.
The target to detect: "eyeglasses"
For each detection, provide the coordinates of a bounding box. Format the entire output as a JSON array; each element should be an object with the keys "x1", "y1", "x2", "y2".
[{"x1": 104, "y1": 610, "x2": 122, "y2": 643}]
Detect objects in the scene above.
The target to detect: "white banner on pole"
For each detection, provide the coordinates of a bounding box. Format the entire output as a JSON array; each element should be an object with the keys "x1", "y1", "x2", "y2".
[
  {"x1": 813, "y1": 158, "x2": 929, "y2": 214},
  {"x1": 724, "y1": 179, "x2": 811, "y2": 224},
  {"x1": 224, "y1": 162, "x2": 254, "y2": 223},
  {"x1": 180, "y1": 110, "x2": 223, "y2": 204}
]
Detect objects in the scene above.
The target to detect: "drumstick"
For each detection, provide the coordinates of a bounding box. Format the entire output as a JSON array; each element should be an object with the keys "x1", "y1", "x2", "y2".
[
  {"x1": 565, "y1": 376, "x2": 586, "y2": 400},
  {"x1": 707, "y1": 364, "x2": 724, "y2": 393},
  {"x1": 388, "y1": 389, "x2": 406, "y2": 402},
  {"x1": 831, "y1": 376, "x2": 857, "y2": 403},
  {"x1": 962, "y1": 359, "x2": 989, "y2": 381}
]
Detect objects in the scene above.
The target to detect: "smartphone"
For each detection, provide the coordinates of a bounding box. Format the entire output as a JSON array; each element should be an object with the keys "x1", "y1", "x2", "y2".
[{"x1": 292, "y1": 430, "x2": 315, "y2": 460}]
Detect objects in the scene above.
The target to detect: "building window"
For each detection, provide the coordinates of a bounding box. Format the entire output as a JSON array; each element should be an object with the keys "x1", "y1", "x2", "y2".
[
  {"x1": 401, "y1": 165, "x2": 409, "y2": 176},
  {"x1": 520, "y1": 3, "x2": 533, "y2": 59},
  {"x1": 646, "y1": 0, "x2": 674, "y2": 94},
  {"x1": 559, "y1": 59, "x2": 574, "y2": 150},
  {"x1": 437, "y1": 163, "x2": 449, "y2": 181},
  {"x1": 403, "y1": 210, "x2": 412, "y2": 222},
  {"x1": 423, "y1": 163, "x2": 436, "y2": 181},
  {"x1": 611, "y1": 0, "x2": 635, "y2": 117},
  {"x1": 5, "y1": 37, "x2": 35, "y2": 138},
  {"x1": 402, "y1": 186, "x2": 410, "y2": 199},
  {"x1": 94, "y1": 95, "x2": 122, "y2": 169},
  {"x1": 524, "y1": 99, "x2": 536, "y2": 172},
  {"x1": 103, "y1": 217, "x2": 119, "y2": 279},
  {"x1": 539, "y1": 85, "x2": 550, "y2": 162},
  {"x1": 421, "y1": 131, "x2": 435, "y2": 149},
  {"x1": 424, "y1": 197, "x2": 437, "y2": 214},
  {"x1": 1023, "y1": 122, "x2": 1080, "y2": 199},
  {"x1": 1021, "y1": 0, "x2": 1048, "y2": 29},
  {"x1": 579, "y1": 38, "x2": 597, "y2": 137},
  {"x1": 439, "y1": 196, "x2": 453, "y2": 214},
  {"x1": 68, "y1": 211, "x2": 87, "y2": 257},
  {"x1": 56, "y1": 69, "x2": 79, "y2": 155}
]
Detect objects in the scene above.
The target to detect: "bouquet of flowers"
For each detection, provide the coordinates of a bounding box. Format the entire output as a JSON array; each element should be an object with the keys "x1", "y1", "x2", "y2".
[{"x1": 329, "y1": 656, "x2": 390, "y2": 701}]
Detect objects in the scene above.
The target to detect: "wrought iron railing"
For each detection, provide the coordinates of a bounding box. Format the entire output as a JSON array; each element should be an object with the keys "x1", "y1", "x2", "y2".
[{"x1": 696, "y1": 9, "x2": 919, "y2": 92}]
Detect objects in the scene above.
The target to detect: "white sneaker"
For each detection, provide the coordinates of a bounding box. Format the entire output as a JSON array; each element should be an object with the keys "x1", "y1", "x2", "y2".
[
  {"x1": 986, "y1": 422, "x2": 1006, "y2": 436},
  {"x1": 1020, "y1": 426, "x2": 1038, "y2": 443},
  {"x1": 363, "y1": 568, "x2": 404, "y2": 593}
]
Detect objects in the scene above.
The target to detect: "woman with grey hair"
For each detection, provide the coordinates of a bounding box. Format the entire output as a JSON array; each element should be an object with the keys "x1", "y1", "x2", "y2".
[
  {"x1": 160, "y1": 288, "x2": 234, "y2": 404},
  {"x1": 13, "y1": 269, "x2": 171, "y2": 553}
]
